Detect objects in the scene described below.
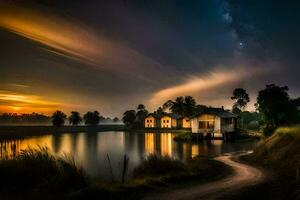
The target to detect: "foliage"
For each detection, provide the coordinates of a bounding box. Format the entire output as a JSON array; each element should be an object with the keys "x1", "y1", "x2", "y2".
[
  {"x1": 51, "y1": 110, "x2": 67, "y2": 127},
  {"x1": 238, "y1": 111, "x2": 262, "y2": 130},
  {"x1": 154, "y1": 106, "x2": 164, "y2": 115},
  {"x1": 133, "y1": 154, "x2": 185, "y2": 178},
  {"x1": 231, "y1": 88, "x2": 250, "y2": 111},
  {"x1": 0, "y1": 147, "x2": 87, "y2": 194},
  {"x1": 163, "y1": 96, "x2": 197, "y2": 117},
  {"x1": 256, "y1": 84, "x2": 299, "y2": 135},
  {"x1": 132, "y1": 154, "x2": 231, "y2": 189},
  {"x1": 83, "y1": 111, "x2": 100, "y2": 125},
  {"x1": 113, "y1": 117, "x2": 119, "y2": 122},
  {"x1": 0, "y1": 113, "x2": 51, "y2": 125},
  {"x1": 135, "y1": 104, "x2": 148, "y2": 128},
  {"x1": 69, "y1": 111, "x2": 82, "y2": 125},
  {"x1": 122, "y1": 110, "x2": 136, "y2": 127}
]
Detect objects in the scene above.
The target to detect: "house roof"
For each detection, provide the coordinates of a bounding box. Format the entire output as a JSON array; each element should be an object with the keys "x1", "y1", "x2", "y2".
[
  {"x1": 164, "y1": 113, "x2": 182, "y2": 119},
  {"x1": 146, "y1": 113, "x2": 182, "y2": 119},
  {"x1": 191, "y1": 107, "x2": 237, "y2": 119}
]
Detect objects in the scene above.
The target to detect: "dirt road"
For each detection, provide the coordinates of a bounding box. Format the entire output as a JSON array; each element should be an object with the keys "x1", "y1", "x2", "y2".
[{"x1": 143, "y1": 152, "x2": 264, "y2": 200}]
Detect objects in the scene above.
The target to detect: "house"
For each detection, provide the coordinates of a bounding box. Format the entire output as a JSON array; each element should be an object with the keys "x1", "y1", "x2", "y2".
[
  {"x1": 144, "y1": 113, "x2": 187, "y2": 129},
  {"x1": 160, "y1": 113, "x2": 181, "y2": 128},
  {"x1": 180, "y1": 117, "x2": 191, "y2": 128},
  {"x1": 190, "y1": 108, "x2": 237, "y2": 138},
  {"x1": 144, "y1": 113, "x2": 160, "y2": 128}
]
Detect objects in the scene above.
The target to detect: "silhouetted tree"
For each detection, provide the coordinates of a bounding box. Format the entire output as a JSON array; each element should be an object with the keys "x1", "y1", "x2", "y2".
[
  {"x1": 256, "y1": 84, "x2": 298, "y2": 135},
  {"x1": 154, "y1": 107, "x2": 164, "y2": 115},
  {"x1": 83, "y1": 111, "x2": 100, "y2": 126},
  {"x1": 68, "y1": 111, "x2": 82, "y2": 125},
  {"x1": 0, "y1": 113, "x2": 50, "y2": 125},
  {"x1": 136, "y1": 104, "x2": 148, "y2": 127},
  {"x1": 122, "y1": 110, "x2": 136, "y2": 127},
  {"x1": 231, "y1": 88, "x2": 250, "y2": 111},
  {"x1": 232, "y1": 106, "x2": 242, "y2": 115},
  {"x1": 113, "y1": 117, "x2": 119, "y2": 122},
  {"x1": 183, "y1": 96, "x2": 197, "y2": 117},
  {"x1": 163, "y1": 96, "x2": 197, "y2": 117},
  {"x1": 51, "y1": 111, "x2": 67, "y2": 127}
]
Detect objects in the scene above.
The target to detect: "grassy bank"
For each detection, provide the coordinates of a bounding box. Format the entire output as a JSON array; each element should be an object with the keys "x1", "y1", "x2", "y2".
[
  {"x1": 0, "y1": 148, "x2": 232, "y2": 200},
  {"x1": 220, "y1": 125, "x2": 300, "y2": 200},
  {"x1": 72, "y1": 154, "x2": 232, "y2": 200},
  {"x1": 173, "y1": 129, "x2": 262, "y2": 142}
]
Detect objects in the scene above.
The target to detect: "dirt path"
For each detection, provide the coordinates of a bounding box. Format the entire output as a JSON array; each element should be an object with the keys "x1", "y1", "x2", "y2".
[{"x1": 143, "y1": 152, "x2": 264, "y2": 200}]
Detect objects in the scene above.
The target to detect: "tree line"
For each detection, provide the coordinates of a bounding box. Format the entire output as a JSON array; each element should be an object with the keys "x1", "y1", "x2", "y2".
[
  {"x1": 0, "y1": 111, "x2": 120, "y2": 126},
  {"x1": 123, "y1": 84, "x2": 300, "y2": 136}
]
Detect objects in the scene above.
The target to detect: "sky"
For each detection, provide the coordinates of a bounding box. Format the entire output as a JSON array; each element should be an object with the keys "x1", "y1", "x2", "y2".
[{"x1": 0, "y1": 0, "x2": 300, "y2": 117}]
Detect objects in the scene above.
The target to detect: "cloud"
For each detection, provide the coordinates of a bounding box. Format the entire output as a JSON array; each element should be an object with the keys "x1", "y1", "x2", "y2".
[
  {"x1": 0, "y1": 90, "x2": 61, "y2": 113},
  {"x1": 148, "y1": 67, "x2": 262, "y2": 108},
  {"x1": 0, "y1": 4, "x2": 168, "y2": 80}
]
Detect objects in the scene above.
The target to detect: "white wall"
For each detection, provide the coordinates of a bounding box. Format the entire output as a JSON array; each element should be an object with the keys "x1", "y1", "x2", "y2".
[{"x1": 191, "y1": 118, "x2": 199, "y2": 133}]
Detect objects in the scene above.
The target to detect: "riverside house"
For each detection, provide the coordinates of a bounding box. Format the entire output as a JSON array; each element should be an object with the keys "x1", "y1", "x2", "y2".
[
  {"x1": 144, "y1": 113, "x2": 189, "y2": 129},
  {"x1": 190, "y1": 108, "x2": 237, "y2": 138}
]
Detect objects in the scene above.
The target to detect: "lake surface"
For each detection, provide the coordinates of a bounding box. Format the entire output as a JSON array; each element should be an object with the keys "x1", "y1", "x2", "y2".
[{"x1": 0, "y1": 131, "x2": 257, "y2": 180}]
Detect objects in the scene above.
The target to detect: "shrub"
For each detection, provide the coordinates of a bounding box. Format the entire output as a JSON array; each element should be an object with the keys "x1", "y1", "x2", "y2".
[{"x1": 132, "y1": 154, "x2": 185, "y2": 178}]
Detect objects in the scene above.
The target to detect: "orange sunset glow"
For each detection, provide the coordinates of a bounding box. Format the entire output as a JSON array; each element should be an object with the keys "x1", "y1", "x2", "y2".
[{"x1": 0, "y1": 91, "x2": 60, "y2": 114}]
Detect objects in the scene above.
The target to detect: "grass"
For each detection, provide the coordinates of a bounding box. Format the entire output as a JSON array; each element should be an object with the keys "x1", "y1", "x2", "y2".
[
  {"x1": 71, "y1": 154, "x2": 232, "y2": 200},
  {"x1": 173, "y1": 132, "x2": 202, "y2": 141},
  {"x1": 0, "y1": 147, "x2": 88, "y2": 199},
  {"x1": 0, "y1": 148, "x2": 232, "y2": 200},
  {"x1": 224, "y1": 125, "x2": 300, "y2": 200}
]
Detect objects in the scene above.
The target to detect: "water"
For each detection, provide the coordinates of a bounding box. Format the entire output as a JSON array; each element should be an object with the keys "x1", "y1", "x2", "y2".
[{"x1": 0, "y1": 131, "x2": 257, "y2": 180}]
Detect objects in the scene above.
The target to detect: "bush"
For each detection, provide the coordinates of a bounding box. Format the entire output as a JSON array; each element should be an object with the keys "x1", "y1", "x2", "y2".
[{"x1": 133, "y1": 154, "x2": 185, "y2": 178}]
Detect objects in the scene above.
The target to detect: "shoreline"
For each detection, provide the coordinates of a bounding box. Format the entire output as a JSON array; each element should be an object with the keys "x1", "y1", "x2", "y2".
[{"x1": 0, "y1": 125, "x2": 125, "y2": 137}]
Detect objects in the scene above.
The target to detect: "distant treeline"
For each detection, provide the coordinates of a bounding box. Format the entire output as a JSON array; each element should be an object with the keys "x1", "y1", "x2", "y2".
[{"x1": 0, "y1": 112, "x2": 121, "y2": 126}]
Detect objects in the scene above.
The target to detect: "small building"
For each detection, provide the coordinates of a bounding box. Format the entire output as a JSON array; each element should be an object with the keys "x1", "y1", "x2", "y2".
[
  {"x1": 144, "y1": 113, "x2": 160, "y2": 128},
  {"x1": 144, "y1": 113, "x2": 186, "y2": 129},
  {"x1": 160, "y1": 113, "x2": 181, "y2": 128},
  {"x1": 190, "y1": 108, "x2": 237, "y2": 138},
  {"x1": 180, "y1": 117, "x2": 191, "y2": 128}
]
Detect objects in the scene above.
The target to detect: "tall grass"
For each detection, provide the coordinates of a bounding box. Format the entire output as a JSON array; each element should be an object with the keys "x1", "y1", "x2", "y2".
[
  {"x1": 133, "y1": 154, "x2": 186, "y2": 178},
  {"x1": 0, "y1": 146, "x2": 87, "y2": 194},
  {"x1": 132, "y1": 154, "x2": 231, "y2": 185}
]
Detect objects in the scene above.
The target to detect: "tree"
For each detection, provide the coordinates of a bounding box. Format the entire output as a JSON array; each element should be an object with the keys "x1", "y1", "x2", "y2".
[
  {"x1": 256, "y1": 84, "x2": 298, "y2": 135},
  {"x1": 183, "y1": 96, "x2": 197, "y2": 117},
  {"x1": 154, "y1": 107, "x2": 164, "y2": 115},
  {"x1": 136, "y1": 104, "x2": 148, "y2": 127},
  {"x1": 51, "y1": 111, "x2": 67, "y2": 127},
  {"x1": 122, "y1": 110, "x2": 136, "y2": 127},
  {"x1": 231, "y1": 88, "x2": 250, "y2": 111},
  {"x1": 83, "y1": 111, "x2": 100, "y2": 125},
  {"x1": 113, "y1": 117, "x2": 119, "y2": 122},
  {"x1": 163, "y1": 96, "x2": 197, "y2": 117},
  {"x1": 68, "y1": 111, "x2": 82, "y2": 125}
]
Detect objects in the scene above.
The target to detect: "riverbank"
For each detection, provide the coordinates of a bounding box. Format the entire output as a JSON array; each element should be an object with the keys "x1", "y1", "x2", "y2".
[
  {"x1": 173, "y1": 129, "x2": 262, "y2": 142},
  {"x1": 144, "y1": 152, "x2": 265, "y2": 200},
  {"x1": 0, "y1": 125, "x2": 125, "y2": 137},
  {"x1": 220, "y1": 125, "x2": 300, "y2": 200},
  {"x1": 0, "y1": 148, "x2": 232, "y2": 200}
]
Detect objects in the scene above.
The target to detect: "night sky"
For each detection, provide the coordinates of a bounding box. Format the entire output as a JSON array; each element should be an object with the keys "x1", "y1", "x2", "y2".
[{"x1": 0, "y1": 0, "x2": 300, "y2": 117}]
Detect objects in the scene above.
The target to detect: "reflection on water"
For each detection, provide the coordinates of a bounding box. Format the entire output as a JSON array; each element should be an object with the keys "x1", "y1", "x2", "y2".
[{"x1": 0, "y1": 131, "x2": 257, "y2": 179}]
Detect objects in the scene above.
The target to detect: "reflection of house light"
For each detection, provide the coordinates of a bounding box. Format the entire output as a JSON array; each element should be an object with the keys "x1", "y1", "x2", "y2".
[
  {"x1": 145, "y1": 133, "x2": 155, "y2": 154},
  {"x1": 191, "y1": 145, "x2": 199, "y2": 158},
  {"x1": 160, "y1": 133, "x2": 172, "y2": 156}
]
